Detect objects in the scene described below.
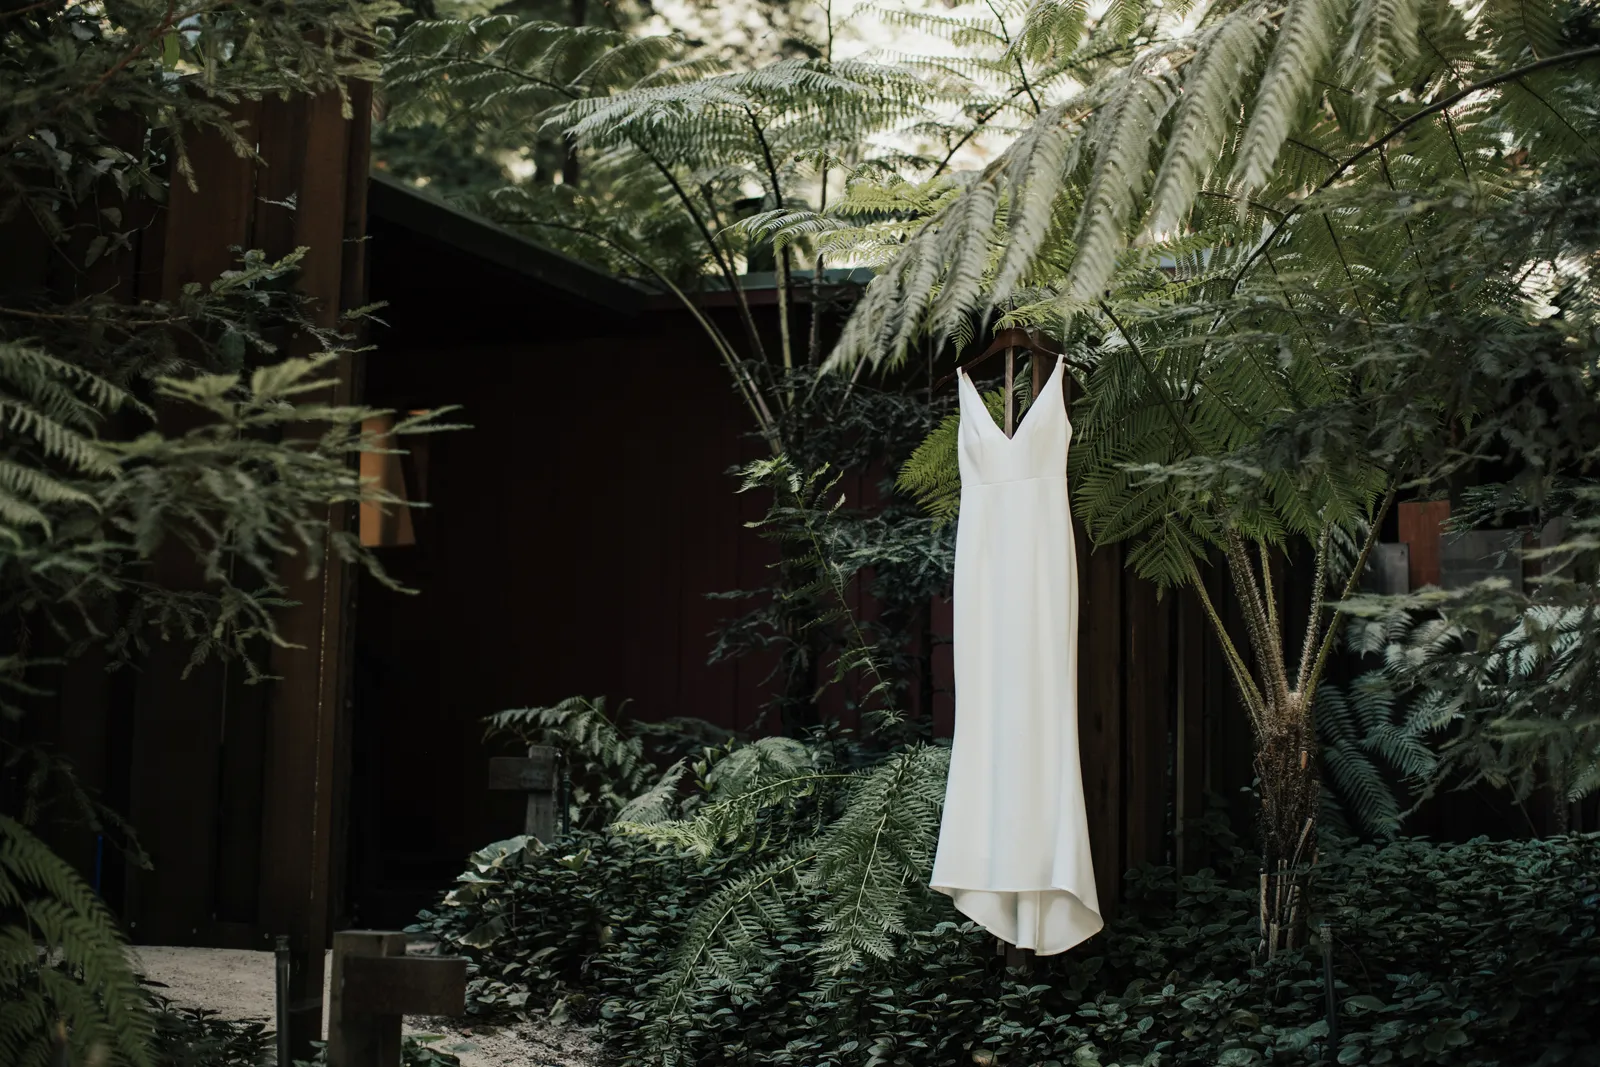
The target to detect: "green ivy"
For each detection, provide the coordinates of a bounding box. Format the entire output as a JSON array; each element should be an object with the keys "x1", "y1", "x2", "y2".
[{"x1": 412, "y1": 812, "x2": 1599, "y2": 1067}]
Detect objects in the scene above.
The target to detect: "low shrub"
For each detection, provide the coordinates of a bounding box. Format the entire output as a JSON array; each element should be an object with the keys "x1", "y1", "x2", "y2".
[
  {"x1": 149, "y1": 995, "x2": 271, "y2": 1067},
  {"x1": 410, "y1": 820, "x2": 1600, "y2": 1067}
]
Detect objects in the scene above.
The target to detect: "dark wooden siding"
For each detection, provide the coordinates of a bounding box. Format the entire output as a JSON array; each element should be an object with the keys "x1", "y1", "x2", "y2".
[{"x1": 2, "y1": 88, "x2": 372, "y2": 1050}]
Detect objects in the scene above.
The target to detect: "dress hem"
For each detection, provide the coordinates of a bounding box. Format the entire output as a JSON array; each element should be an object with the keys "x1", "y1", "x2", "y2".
[{"x1": 929, "y1": 883, "x2": 1104, "y2": 956}]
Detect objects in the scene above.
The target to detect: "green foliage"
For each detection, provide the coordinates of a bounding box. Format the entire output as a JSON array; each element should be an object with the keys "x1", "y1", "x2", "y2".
[
  {"x1": 707, "y1": 373, "x2": 953, "y2": 736},
  {"x1": 830, "y1": 0, "x2": 1600, "y2": 371},
  {"x1": 1342, "y1": 499, "x2": 1600, "y2": 822},
  {"x1": 719, "y1": 457, "x2": 910, "y2": 733},
  {"x1": 2, "y1": 0, "x2": 394, "y2": 236},
  {"x1": 147, "y1": 996, "x2": 271, "y2": 1067},
  {"x1": 0, "y1": 333, "x2": 456, "y2": 694},
  {"x1": 0, "y1": 815, "x2": 151, "y2": 1067},
  {"x1": 1314, "y1": 674, "x2": 1432, "y2": 842},
  {"x1": 415, "y1": 801, "x2": 1600, "y2": 1066},
  {"x1": 380, "y1": 0, "x2": 1177, "y2": 458},
  {"x1": 485, "y1": 696, "x2": 734, "y2": 832},
  {"x1": 3, "y1": 0, "x2": 460, "y2": 1062}
]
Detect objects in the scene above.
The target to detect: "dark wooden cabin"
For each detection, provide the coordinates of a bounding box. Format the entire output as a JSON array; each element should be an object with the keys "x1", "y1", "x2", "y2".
[{"x1": 346, "y1": 175, "x2": 798, "y2": 924}]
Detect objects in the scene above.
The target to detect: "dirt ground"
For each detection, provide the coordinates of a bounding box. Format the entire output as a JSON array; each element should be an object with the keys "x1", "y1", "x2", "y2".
[{"x1": 128, "y1": 945, "x2": 607, "y2": 1067}]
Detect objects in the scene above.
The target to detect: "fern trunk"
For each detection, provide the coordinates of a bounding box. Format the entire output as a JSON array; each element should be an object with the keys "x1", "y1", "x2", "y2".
[
  {"x1": 1200, "y1": 535, "x2": 1339, "y2": 957},
  {"x1": 1255, "y1": 711, "x2": 1319, "y2": 958}
]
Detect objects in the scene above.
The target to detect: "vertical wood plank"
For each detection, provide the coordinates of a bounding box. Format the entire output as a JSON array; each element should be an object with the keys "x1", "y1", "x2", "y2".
[
  {"x1": 255, "y1": 87, "x2": 360, "y2": 1057},
  {"x1": 1123, "y1": 575, "x2": 1170, "y2": 872},
  {"x1": 1174, "y1": 586, "x2": 1208, "y2": 874},
  {"x1": 1079, "y1": 538, "x2": 1124, "y2": 921},
  {"x1": 328, "y1": 930, "x2": 407, "y2": 1067},
  {"x1": 160, "y1": 103, "x2": 260, "y2": 296},
  {"x1": 48, "y1": 643, "x2": 113, "y2": 885},
  {"x1": 212, "y1": 657, "x2": 271, "y2": 931},
  {"x1": 329, "y1": 77, "x2": 376, "y2": 940},
  {"x1": 124, "y1": 107, "x2": 262, "y2": 945}
]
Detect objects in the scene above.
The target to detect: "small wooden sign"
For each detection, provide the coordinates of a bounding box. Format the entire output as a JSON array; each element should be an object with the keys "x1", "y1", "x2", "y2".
[
  {"x1": 341, "y1": 955, "x2": 467, "y2": 1017},
  {"x1": 488, "y1": 745, "x2": 558, "y2": 841},
  {"x1": 329, "y1": 931, "x2": 467, "y2": 1067}
]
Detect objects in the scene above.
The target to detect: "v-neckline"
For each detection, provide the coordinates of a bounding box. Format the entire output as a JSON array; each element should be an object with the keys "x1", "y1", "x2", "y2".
[{"x1": 960, "y1": 354, "x2": 1063, "y2": 443}]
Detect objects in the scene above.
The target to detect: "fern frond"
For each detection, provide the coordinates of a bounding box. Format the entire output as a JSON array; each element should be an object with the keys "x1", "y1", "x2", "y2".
[
  {"x1": 811, "y1": 745, "x2": 950, "y2": 975},
  {"x1": 0, "y1": 816, "x2": 153, "y2": 1067}
]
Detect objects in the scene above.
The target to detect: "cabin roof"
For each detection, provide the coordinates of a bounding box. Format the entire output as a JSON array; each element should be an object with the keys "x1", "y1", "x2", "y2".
[
  {"x1": 366, "y1": 173, "x2": 649, "y2": 316},
  {"x1": 366, "y1": 174, "x2": 875, "y2": 315}
]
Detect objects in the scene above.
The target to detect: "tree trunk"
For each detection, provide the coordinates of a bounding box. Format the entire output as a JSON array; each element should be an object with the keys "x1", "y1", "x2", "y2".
[{"x1": 1255, "y1": 716, "x2": 1319, "y2": 957}]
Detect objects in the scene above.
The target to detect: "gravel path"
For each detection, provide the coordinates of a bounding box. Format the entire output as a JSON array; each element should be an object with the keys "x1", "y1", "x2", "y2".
[{"x1": 129, "y1": 945, "x2": 607, "y2": 1067}]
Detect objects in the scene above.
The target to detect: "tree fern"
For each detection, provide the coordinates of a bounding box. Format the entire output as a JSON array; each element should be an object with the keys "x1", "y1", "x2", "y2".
[{"x1": 861, "y1": 6, "x2": 1600, "y2": 953}]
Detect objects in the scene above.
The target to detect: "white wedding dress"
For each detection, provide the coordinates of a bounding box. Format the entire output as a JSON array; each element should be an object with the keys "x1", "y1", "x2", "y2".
[{"x1": 930, "y1": 354, "x2": 1103, "y2": 956}]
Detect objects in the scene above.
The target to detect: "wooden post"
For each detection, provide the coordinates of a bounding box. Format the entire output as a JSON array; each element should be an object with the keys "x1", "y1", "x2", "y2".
[
  {"x1": 1396, "y1": 500, "x2": 1451, "y2": 590},
  {"x1": 256, "y1": 83, "x2": 371, "y2": 1057},
  {"x1": 274, "y1": 936, "x2": 292, "y2": 1067},
  {"x1": 487, "y1": 746, "x2": 559, "y2": 841},
  {"x1": 329, "y1": 931, "x2": 466, "y2": 1067}
]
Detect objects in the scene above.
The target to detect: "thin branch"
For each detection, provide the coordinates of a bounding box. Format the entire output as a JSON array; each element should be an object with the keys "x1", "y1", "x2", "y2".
[
  {"x1": 1322, "y1": 214, "x2": 1374, "y2": 336},
  {"x1": 1507, "y1": 75, "x2": 1596, "y2": 156},
  {"x1": 638, "y1": 147, "x2": 774, "y2": 374},
  {"x1": 1302, "y1": 480, "x2": 1400, "y2": 701},
  {"x1": 931, "y1": 84, "x2": 1035, "y2": 178},
  {"x1": 1098, "y1": 300, "x2": 1203, "y2": 453},
  {"x1": 807, "y1": 158, "x2": 830, "y2": 369},
  {"x1": 2, "y1": 0, "x2": 204, "y2": 155},
  {"x1": 984, "y1": 0, "x2": 1042, "y2": 115},
  {"x1": 0, "y1": 0, "x2": 64, "y2": 20},
  {"x1": 745, "y1": 106, "x2": 796, "y2": 408},
  {"x1": 1294, "y1": 523, "x2": 1331, "y2": 692},
  {"x1": 1188, "y1": 555, "x2": 1267, "y2": 724}
]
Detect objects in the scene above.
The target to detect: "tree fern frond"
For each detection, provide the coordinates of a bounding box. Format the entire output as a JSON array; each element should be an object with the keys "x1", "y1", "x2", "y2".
[
  {"x1": 811, "y1": 745, "x2": 950, "y2": 975},
  {"x1": 0, "y1": 816, "x2": 153, "y2": 1067},
  {"x1": 1064, "y1": 58, "x2": 1179, "y2": 301},
  {"x1": 1233, "y1": 0, "x2": 1344, "y2": 190},
  {"x1": 1145, "y1": 6, "x2": 1271, "y2": 237}
]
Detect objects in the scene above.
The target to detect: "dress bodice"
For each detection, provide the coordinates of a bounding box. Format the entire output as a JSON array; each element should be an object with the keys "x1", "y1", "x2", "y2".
[{"x1": 956, "y1": 355, "x2": 1072, "y2": 486}]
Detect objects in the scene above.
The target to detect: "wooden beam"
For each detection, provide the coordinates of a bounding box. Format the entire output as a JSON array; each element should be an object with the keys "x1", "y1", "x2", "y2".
[
  {"x1": 487, "y1": 747, "x2": 559, "y2": 841},
  {"x1": 340, "y1": 956, "x2": 468, "y2": 1017},
  {"x1": 256, "y1": 85, "x2": 364, "y2": 1058},
  {"x1": 123, "y1": 106, "x2": 262, "y2": 946}
]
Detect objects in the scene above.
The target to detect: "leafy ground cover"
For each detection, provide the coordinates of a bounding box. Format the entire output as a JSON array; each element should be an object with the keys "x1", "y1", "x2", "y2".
[{"x1": 410, "y1": 807, "x2": 1600, "y2": 1067}]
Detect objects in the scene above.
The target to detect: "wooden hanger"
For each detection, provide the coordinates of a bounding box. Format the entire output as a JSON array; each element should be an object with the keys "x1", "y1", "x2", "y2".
[{"x1": 936, "y1": 328, "x2": 1089, "y2": 437}]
